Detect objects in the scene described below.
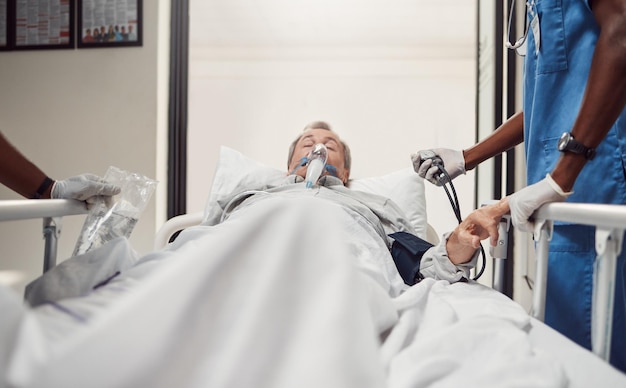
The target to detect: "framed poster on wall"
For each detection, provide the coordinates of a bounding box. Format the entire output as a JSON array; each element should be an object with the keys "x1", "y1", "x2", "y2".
[
  {"x1": 77, "y1": 0, "x2": 142, "y2": 48},
  {"x1": 0, "y1": 0, "x2": 8, "y2": 50},
  {"x1": 13, "y1": 0, "x2": 74, "y2": 50}
]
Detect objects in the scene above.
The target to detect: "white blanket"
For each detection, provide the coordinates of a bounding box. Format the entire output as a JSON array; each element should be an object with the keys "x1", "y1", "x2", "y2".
[
  {"x1": 2, "y1": 194, "x2": 571, "y2": 387},
  {"x1": 384, "y1": 279, "x2": 567, "y2": 387}
]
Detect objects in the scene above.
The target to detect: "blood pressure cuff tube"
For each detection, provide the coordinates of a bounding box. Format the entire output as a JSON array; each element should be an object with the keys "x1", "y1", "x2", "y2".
[{"x1": 388, "y1": 231, "x2": 434, "y2": 286}]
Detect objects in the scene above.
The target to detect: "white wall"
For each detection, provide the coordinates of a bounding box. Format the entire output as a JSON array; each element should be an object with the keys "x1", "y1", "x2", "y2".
[{"x1": 0, "y1": 1, "x2": 170, "y2": 294}]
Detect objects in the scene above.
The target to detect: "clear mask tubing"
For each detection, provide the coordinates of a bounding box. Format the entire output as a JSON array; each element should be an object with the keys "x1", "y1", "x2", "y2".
[{"x1": 305, "y1": 143, "x2": 328, "y2": 188}]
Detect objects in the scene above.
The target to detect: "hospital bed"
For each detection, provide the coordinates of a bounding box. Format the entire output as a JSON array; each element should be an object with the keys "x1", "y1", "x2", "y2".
[{"x1": 0, "y1": 146, "x2": 625, "y2": 387}]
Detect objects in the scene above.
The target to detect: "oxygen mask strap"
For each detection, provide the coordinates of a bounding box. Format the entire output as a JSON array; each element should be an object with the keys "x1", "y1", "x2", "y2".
[
  {"x1": 289, "y1": 157, "x2": 309, "y2": 175},
  {"x1": 324, "y1": 164, "x2": 338, "y2": 177}
]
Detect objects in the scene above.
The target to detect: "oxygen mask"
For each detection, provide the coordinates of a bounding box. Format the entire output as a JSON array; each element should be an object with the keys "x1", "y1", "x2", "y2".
[{"x1": 305, "y1": 143, "x2": 328, "y2": 188}]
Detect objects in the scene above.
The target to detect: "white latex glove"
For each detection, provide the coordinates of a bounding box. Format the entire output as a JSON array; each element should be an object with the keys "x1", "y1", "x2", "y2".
[
  {"x1": 508, "y1": 174, "x2": 572, "y2": 233},
  {"x1": 52, "y1": 174, "x2": 121, "y2": 208},
  {"x1": 410, "y1": 148, "x2": 466, "y2": 186}
]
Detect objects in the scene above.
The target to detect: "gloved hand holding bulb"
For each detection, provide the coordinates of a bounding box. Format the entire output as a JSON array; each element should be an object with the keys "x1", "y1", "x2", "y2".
[{"x1": 411, "y1": 148, "x2": 466, "y2": 186}]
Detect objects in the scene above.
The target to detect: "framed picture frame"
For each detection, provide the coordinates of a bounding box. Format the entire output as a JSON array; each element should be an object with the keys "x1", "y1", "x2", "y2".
[
  {"x1": 0, "y1": 0, "x2": 9, "y2": 50},
  {"x1": 77, "y1": 0, "x2": 142, "y2": 48},
  {"x1": 12, "y1": 0, "x2": 75, "y2": 50}
]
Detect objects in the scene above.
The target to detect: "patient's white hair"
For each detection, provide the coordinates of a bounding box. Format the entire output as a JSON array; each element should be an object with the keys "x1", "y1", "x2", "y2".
[{"x1": 287, "y1": 121, "x2": 352, "y2": 172}]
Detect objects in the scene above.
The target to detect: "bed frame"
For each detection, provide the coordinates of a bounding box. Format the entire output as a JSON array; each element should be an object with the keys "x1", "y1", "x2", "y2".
[
  {"x1": 0, "y1": 199, "x2": 624, "y2": 363},
  {"x1": 531, "y1": 202, "x2": 625, "y2": 362},
  {"x1": 0, "y1": 199, "x2": 88, "y2": 272}
]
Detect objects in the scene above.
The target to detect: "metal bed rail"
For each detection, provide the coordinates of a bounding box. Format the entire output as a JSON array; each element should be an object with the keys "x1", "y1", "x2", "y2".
[
  {"x1": 0, "y1": 199, "x2": 89, "y2": 272},
  {"x1": 531, "y1": 202, "x2": 625, "y2": 362}
]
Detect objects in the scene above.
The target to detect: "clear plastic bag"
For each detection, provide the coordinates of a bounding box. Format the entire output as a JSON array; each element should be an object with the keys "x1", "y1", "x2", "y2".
[{"x1": 73, "y1": 166, "x2": 158, "y2": 256}]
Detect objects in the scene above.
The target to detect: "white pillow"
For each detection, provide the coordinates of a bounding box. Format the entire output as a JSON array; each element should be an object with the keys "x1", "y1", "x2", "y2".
[
  {"x1": 203, "y1": 146, "x2": 285, "y2": 226},
  {"x1": 204, "y1": 146, "x2": 427, "y2": 238}
]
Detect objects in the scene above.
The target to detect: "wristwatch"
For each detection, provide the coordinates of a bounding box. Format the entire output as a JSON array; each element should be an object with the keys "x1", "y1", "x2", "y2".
[{"x1": 557, "y1": 132, "x2": 596, "y2": 160}]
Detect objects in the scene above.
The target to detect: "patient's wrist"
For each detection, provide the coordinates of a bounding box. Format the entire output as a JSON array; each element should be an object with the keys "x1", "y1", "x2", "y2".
[
  {"x1": 446, "y1": 229, "x2": 478, "y2": 265},
  {"x1": 419, "y1": 231, "x2": 476, "y2": 282}
]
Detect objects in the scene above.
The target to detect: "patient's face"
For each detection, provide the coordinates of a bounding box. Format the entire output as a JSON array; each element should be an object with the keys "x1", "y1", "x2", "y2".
[{"x1": 288, "y1": 128, "x2": 350, "y2": 184}]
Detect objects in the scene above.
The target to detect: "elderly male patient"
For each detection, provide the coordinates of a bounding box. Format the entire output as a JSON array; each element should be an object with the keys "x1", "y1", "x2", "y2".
[{"x1": 212, "y1": 120, "x2": 501, "y2": 296}]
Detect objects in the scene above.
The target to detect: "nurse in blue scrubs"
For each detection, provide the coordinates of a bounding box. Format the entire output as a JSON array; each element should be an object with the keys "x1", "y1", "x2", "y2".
[{"x1": 413, "y1": 0, "x2": 626, "y2": 372}]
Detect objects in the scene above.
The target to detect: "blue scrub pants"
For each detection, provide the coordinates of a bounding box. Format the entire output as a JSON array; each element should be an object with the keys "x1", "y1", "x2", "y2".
[{"x1": 545, "y1": 225, "x2": 626, "y2": 372}]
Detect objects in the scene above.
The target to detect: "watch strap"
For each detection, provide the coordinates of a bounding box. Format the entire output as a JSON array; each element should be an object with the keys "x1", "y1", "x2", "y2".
[
  {"x1": 559, "y1": 133, "x2": 596, "y2": 160},
  {"x1": 32, "y1": 176, "x2": 54, "y2": 199}
]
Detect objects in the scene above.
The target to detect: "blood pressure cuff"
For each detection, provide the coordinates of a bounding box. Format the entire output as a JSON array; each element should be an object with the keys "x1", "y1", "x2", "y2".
[{"x1": 389, "y1": 231, "x2": 434, "y2": 286}]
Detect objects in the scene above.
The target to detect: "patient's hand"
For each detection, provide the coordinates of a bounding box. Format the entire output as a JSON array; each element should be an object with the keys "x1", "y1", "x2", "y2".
[{"x1": 446, "y1": 199, "x2": 510, "y2": 264}]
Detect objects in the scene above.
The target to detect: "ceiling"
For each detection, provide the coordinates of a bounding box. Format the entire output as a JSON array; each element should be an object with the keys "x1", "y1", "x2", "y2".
[{"x1": 190, "y1": 0, "x2": 476, "y2": 51}]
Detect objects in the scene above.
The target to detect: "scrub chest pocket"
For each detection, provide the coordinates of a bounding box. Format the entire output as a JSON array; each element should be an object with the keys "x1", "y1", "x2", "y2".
[{"x1": 532, "y1": 0, "x2": 568, "y2": 74}]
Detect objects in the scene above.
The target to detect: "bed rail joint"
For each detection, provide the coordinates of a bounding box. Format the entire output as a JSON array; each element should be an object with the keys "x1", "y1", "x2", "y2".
[{"x1": 42, "y1": 216, "x2": 62, "y2": 273}]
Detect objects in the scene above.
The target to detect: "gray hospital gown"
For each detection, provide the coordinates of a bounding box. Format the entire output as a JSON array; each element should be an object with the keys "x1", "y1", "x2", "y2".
[{"x1": 215, "y1": 174, "x2": 477, "y2": 296}]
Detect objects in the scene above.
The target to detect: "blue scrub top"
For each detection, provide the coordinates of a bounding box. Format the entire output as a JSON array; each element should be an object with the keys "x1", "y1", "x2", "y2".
[
  {"x1": 523, "y1": 0, "x2": 626, "y2": 206},
  {"x1": 521, "y1": 0, "x2": 626, "y2": 372}
]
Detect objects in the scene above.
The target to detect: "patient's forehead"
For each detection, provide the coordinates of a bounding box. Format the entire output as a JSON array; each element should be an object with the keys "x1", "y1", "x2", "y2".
[{"x1": 298, "y1": 128, "x2": 343, "y2": 145}]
